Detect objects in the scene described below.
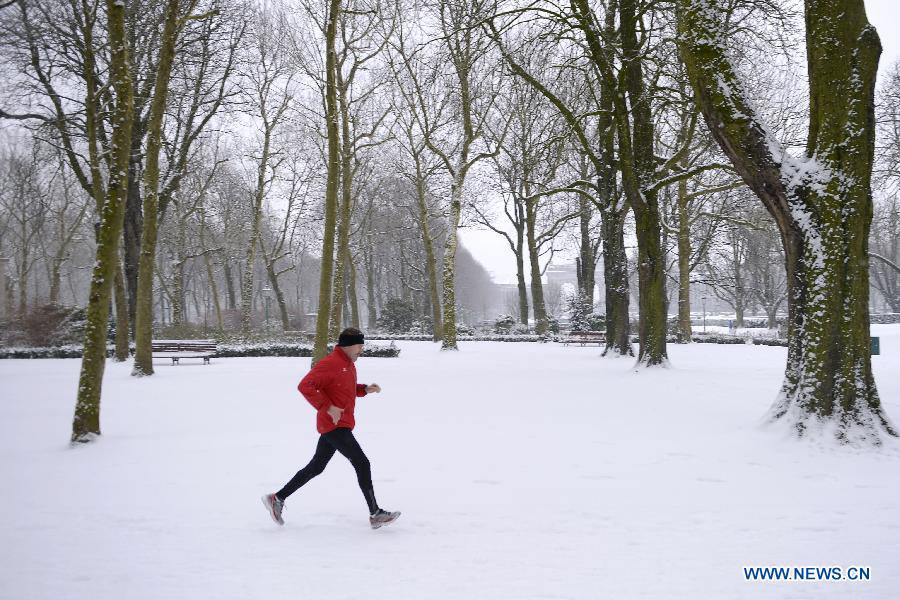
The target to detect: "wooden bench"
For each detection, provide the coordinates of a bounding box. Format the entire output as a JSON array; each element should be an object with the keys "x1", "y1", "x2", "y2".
[
  {"x1": 151, "y1": 340, "x2": 217, "y2": 365},
  {"x1": 561, "y1": 330, "x2": 606, "y2": 346}
]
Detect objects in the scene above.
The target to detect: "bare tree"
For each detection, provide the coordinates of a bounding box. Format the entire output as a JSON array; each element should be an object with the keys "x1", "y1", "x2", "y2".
[
  {"x1": 0, "y1": 142, "x2": 47, "y2": 313},
  {"x1": 236, "y1": 6, "x2": 296, "y2": 336},
  {"x1": 71, "y1": 0, "x2": 134, "y2": 444},
  {"x1": 422, "y1": 0, "x2": 503, "y2": 350},
  {"x1": 312, "y1": 0, "x2": 343, "y2": 363}
]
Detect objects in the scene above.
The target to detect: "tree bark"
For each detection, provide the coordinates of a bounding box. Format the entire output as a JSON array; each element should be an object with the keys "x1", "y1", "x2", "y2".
[
  {"x1": 222, "y1": 254, "x2": 236, "y2": 310},
  {"x1": 348, "y1": 254, "x2": 360, "y2": 329},
  {"x1": 312, "y1": 0, "x2": 342, "y2": 364},
  {"x1": 569, "y1": 0, "x2": 667, "y2": 365},
  {"x1": 515, "y1": 236, "x2": 528, "y2": 326},
  {"x1": 678, "y1": 0, "x2": 897, "y2": 443},
  {"x1": 577, "y1": 194, "x2": 596, "y2": 306},
  {"x1": 71, "y1": 0, "x2": 134, "y2": 444},
  {"x1": 204, "y1": 249, "x2": 223, "y2": 330},
  {"x1": 616, "y1": 0, "x2": 667, "y2": 366},
  {"x1": 123, "y1": 130, "x2": 143, "y2": 333},
  {"x1": 113, "y1": 256, "x2": 130, "y2": 361},
  {"x1": 602, "y1": 208, "x2": 633, "y2": 356},
  {"x1": 329, "y1": 73, "x2": 354, "y2": 340},
  {"x1": 525, "y1": 196, "x2": 548, "y2": 335},
  {"x1": 414, "y1": 165, "x2": 443, "y2": 340},
  {"x1": 440, "y1": 171, "x2": 464, "y2": 350},
  {"x1": 676, "y1": 175, "x2": 692, "y2": 342},
  {"x1": 134, "y1": 0, "x2": 182, "y2": 376}
]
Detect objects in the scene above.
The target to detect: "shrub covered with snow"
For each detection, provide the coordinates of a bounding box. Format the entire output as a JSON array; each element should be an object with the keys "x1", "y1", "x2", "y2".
[
  {"x1": 493, "y1": 314, "x2": 515, "y2": 334},
  {"x1": 216, "y1": 342, "x2": 399, "y2": 358},
  {"x1": 2, "y1": 304, "x2": 87, "y2": 347}
]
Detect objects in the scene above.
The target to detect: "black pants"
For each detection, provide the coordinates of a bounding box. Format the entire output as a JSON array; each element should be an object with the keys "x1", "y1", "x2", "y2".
[{"x1": 276, "y1": 427, "x2": 379, "y2": 514}]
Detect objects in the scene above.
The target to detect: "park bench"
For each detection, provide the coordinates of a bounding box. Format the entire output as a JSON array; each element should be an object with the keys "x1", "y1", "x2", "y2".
[
  {"x1": 561, "y1": 330, "x2": 606, "y2": 346},
  {"x1": 151, "y1": 340, "x2": 217, "y2": 365}
]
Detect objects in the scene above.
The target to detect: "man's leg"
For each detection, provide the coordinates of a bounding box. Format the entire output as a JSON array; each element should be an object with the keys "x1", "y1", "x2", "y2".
[
  {"x1": 276, "y1": 435, "x2": 337, "y2": 501},
  {"x1": 322, "y1": 428, "x2": 379, "y2": 514}
]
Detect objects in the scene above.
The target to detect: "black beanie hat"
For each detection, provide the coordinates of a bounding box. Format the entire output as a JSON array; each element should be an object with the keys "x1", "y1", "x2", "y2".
[{"x1": 338, "y1": 328, "x2": 365, "y2": 346}]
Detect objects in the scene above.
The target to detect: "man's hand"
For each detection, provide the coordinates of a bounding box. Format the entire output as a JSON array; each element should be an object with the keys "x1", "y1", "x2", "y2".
[
  {"x1": 366, "y1": 383, "x2": 382, "y2": 394},
  {"x1": 326, "y1": 405, "x2": 343, "y2": 424}
]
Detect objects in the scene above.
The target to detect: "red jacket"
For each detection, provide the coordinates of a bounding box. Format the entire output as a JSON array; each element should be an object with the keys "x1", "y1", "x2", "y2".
[{"x1": 298, "y1": 346, "x2": 368, "y2": 434}]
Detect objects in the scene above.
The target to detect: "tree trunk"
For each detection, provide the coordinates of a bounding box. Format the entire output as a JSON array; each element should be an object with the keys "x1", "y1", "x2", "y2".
[
  {"x1": 731, "y1": 239, "x2": 746, "y2": 328},
  {"x1": 678, "y1": 0, "x2": 897, "y2": 443},
  {"x1": 329, "y1": 75, "x2": 354, "y2": 340},
  {"x1": 204, "y1": 250, "x2": 223, "y2": 330},
  {"x1": 172, "y1": 255, "x2": 185, "y2": 326},
  {"x1": 578, "y1": 195, "x2": 595, "y2": 306},
  {"x1": 17, "y1": 240, "x2": 28, "y2": 313},
  {"x1": 0, "y1": 257, "x2": 10, "y2": 319},
  {"x1": 525, "y1": 198, "x2": 548, "y2": 335},
  {"x1": 676, "y1": 174, "x2": 692, "y2": 342},
  {"x1": 240, "y1": 205, "x2": 261, "y2": 334},
  {"x1": 312, "y1": 0, "x2": 342, "y2": 364},
  {"x1": 124, "y1": 132, "x2": 143, "y2": 334},
  {"x1": 113, "y1": 256, "x2": 130, "y2": 361},
  {"x1": 48, "y1": 254, "x2": 65, "y2": 305},
  {"x1": 618, "y1": 0, "x2": 667, "y2": 366},
  {"x1": 570, "y1": 0, "x2": 667, "y2": 365},
  {"x1": 365, "y1": 250, "x2": 377, "y2": 330},
  {"x1": 414, "y1": 169, "x2": 443, "y2": 340},
  {"x1": 222, "y1": 255, "x2": 236, "y2": 310},
  {"x1": 134, "y1": 0, "x2": 181, "y2": 376},
  {"x1": 515, "y1": 236, "x2": 529, "y2": 326},
  {"x1": 265, "y1": 259, "x2": 290, "y2": 331},
  {"x1": 348, "y1": 255, "x2": 360, "y2": 329},
  {"x1": 71, "y1": 0, "x2": 133, "y2": 444},
  {"x1": 440, "y1": 173, "x2": 464, "y2": 350},
  {"x1": 601, "y1": 208, "x2": 632, "y2": 357}
]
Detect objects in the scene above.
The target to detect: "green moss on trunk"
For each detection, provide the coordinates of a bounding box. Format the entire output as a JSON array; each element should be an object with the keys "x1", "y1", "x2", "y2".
[{"x1": 71, "y1": 0, "x2": 135, "y2": 443}]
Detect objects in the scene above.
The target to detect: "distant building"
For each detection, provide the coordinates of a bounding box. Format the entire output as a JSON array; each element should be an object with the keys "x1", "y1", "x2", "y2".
[{"x1": 545, "y1": 262, "x2": 579, "y2": 287}]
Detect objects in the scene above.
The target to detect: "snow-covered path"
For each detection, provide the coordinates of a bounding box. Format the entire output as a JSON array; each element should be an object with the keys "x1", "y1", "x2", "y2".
[{"x1": 2, "y1": 326, "x2": 899, "y2": 599}]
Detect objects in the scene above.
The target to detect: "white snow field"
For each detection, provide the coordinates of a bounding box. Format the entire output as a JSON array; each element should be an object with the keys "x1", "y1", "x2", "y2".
[{"x1": 2, "y1": 326, "x2": 899, "y2": 600}]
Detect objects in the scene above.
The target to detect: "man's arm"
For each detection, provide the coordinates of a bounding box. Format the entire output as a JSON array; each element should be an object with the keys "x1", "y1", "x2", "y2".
[{"x1": 299, "y1": 363, "x2": 335, "y2": 414}]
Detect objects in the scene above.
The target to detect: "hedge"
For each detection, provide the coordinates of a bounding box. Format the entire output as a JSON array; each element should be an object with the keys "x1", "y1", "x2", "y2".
[
  {"x1": 0, "y1": 342, "x2": 400, "y2": 359},
  {"x1": 367, "y1": 334, "x2": 549, "y2": 342}
]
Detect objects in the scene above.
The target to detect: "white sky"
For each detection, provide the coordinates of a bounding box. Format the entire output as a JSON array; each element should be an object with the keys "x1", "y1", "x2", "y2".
[{"x1": 461, "y1": 0, "x2": 900, "y2": 285}]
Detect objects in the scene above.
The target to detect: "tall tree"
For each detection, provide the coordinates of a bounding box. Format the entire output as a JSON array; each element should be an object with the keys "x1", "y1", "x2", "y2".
[
  {"x1": 328, "y1": 5, "x2": 392, "y2": 339},
  {"x1": 428, "y1": 0, "x2": 502, "y2": 350},
  {"x1": 71, "y1": 0, "x2": 134, "y2": 443},
  {"x1": 239, "y1": 7, "x2": 295, "y2": 336},
  {"x1": 312, "y1": 0, "x2": 343, "y2": 364},
  {"x1": 678, "y1": 0, "x2": 897, "y2": 443},
  {"x1": 133, "y1": 0, "x2": 194, "y2": 376}
]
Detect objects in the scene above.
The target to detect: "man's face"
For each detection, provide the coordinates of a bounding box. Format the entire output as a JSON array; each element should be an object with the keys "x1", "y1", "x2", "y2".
[{"x1": 343, "y1": 343, "x2": 364, "y2": 362}]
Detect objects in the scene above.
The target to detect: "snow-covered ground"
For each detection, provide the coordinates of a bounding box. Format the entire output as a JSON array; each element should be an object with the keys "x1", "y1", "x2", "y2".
[{"x1": 2, "y1": 326, "x2": 899, "y2": 599}]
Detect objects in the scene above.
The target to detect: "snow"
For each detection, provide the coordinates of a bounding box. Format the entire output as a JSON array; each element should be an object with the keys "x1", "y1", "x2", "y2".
[
  {"x1": 695, "y1": 325, "x2": 780, "y2": 338},
  {"x1": 2, "y1": 327, "x2": 900, "y2": 599}
]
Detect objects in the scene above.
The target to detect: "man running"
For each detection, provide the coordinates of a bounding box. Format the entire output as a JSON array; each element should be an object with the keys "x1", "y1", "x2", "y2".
[{"x1": 262, "y1": 327, "x2": 400, "y2": 529}]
